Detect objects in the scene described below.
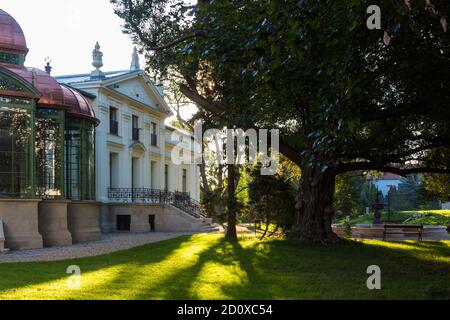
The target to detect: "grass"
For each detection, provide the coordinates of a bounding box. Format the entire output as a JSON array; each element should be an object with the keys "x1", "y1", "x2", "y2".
[
  {"x1": 335, "y1": 210, "x2": 450, "y2": 227},
  {"x1": 0, "y1": 234, "x2": 449, "y2": 300}
]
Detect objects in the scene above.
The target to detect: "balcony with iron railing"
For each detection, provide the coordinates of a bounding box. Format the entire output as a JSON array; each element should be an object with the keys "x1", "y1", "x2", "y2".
[
  {"x1": 132, "y1": 128, "x2": 140, "y2": 141},
  {"x1": 107, "y1": 188, "x2": 206, "y2": 219}
]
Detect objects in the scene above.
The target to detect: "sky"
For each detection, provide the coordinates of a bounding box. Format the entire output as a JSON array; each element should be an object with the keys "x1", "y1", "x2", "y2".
[
  {"x1": 1, "y1": 0, "x2": 142, "y2": 76},
  {"x1": 1, "y1": 0, "x2": 197, "y2": 121}
]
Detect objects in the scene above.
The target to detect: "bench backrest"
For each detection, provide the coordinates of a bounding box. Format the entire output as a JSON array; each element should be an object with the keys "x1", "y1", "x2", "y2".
[{"x1": 384, "y1": 224, "x2": 423, "y2": 229}]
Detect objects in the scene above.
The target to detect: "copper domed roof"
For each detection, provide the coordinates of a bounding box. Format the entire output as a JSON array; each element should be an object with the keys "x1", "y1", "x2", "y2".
[
  {"x1": 0, "y1": 9, "x2": 28, "y2": 55},
  {"x1": 3, "y1": 64, "x2": 65, "y2": 106},
  {"x1": 1, "y1": 64, "x2": 98, "y2": 123},
  {"x1": 61, "y1": 85, "x2": 98, "y2": 123},
  {"x1": 0, "y1": 9, "x2": 98, "y2": 124}
]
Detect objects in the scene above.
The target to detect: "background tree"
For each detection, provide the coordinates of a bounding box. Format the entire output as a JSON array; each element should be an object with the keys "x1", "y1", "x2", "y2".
[
  {"x1": 388, "y1": 175, "x2": 441, "y2": 210},
  {"x1": 112, "y1": 0, "x2": 450, "y2": 243},
  {"x1": 422, "y1": 174, "x2": 450, "y2": 202},
  {"x1": 334, "y1": 172, "x2": 367, "y2": 218},
  {"x1": 247, "y1": 165, "x2": 297, "y2": 239}
]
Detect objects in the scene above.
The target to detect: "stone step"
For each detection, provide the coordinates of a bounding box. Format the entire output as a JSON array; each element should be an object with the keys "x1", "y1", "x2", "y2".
[
  {"x1": 200, "y1": 226, "x2": 220, "y2": 232},
  {"x1": 0, "y1": 248, "x2": 10, "y2": 254}
]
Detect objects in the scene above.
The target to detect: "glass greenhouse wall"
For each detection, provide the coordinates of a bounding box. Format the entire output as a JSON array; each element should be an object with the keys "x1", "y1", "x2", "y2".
[
  {"x1": 0, "y1": 73, "x2": 97, "y2": 201},
  {"x1": 0, "y1": 100, "x2": 34, "y2": 197},
  {"x1": 65, "y1": 118, "x2": 96, "y2": 201}
]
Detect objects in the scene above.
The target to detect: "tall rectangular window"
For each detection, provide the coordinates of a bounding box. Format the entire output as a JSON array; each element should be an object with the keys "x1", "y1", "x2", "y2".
[
  {"x1": 109, "y1": 107, "x2": 118, "y2": 135},
  {"x1": 150, "y1": 161, "x2": 157, "y2": 189},
  {"x1": 109, "y1": 152, "x2": 119, "y2": 188},
  {"x1": 64, "y1": 126, "x2": 81, "y2": 200},
  {"x1": 36, "y1": 109, "x2": 64, "y2": 199},
  {"x1": 164, "y1": 164, "x2": 169, "y2": 191},
  {"x1": 151, "y1": 122, "x2": 157, "y2": 146},
  {"x1": 132, "y1": 115, "x2": 139, "y2": 141},
  {"x1": 0, "y1": 106, "x2": 31, "y2": 197}
]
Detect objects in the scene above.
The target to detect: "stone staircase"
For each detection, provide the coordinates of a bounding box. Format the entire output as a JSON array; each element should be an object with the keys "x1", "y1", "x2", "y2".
[
  {"x1": 108, "y1": 188, "x2": 218, "y2": 233},
  {"x1": 165, "y1": 204, "x2": 219, "y2": 233},
  {"x1": 0, "y1": 220, "x2": 10, "y2": 254},
  {"x1": 198, "y1": 219, "x2": 221, "y2": 233},
  {"x1": 170, "y1": 194, "x2": 220, "y2": 233}
]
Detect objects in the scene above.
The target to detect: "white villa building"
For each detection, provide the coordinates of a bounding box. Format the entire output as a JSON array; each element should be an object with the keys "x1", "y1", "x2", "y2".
[
  {"x1": 0, "y1": 8, "x2": 210, "y2": 251},
  {"x1": 56, "y1": 45, "x2": 208, "y2": 235}
]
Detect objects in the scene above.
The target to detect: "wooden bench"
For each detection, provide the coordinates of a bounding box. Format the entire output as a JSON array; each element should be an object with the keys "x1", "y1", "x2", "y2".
[{"x1": 383, "y1": 224, "x2": 423, "y2": 241}]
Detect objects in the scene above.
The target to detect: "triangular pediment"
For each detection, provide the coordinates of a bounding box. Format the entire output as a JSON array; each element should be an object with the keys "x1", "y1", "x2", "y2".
[{"x1": 105, "y1": 72, "x2": 172, "y2": 116}]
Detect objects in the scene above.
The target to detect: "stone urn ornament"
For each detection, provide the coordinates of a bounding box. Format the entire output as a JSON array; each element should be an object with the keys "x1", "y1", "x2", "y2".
[{"x1": 90, "y1": 42, "x2": 105, "y2": 79}]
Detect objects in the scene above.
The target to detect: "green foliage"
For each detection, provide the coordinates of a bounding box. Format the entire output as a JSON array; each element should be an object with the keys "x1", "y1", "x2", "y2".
[
  {"x1": 387, "y1": 176, "x2": 441, "y2": 211},
  {"x1": 111, "y1": 0, "x2": 450, "y2": 173},
  {"x1": 422, "y1": 174, "x2": 450, "y2": 202},
  {"x1": 111, "y1": 0, "x2": 450, "y2": 238},
  {"x1": 343, "y1": 219, "x2": 353, "y2": 239},
  {"x1": 247, "y1": 165, "x2": 296, "y2": 234},
  {"x1": 334, "y1": 172, "x2": 368, "y2": 218},
  {"x1": 336, "y1": 210, "x2": 450, "y2": 227}
]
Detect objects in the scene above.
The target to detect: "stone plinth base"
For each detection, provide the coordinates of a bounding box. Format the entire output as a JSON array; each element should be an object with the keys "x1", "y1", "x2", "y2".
[
  {"x1": 38, "y1": 200, "x2": 73, "y2": 247},
  {"x1": 68, "y1": 201, "x2": 101, "y2": 243},
  {"x1": 102, "y1": 203, "x2": 210, "y2": 233},
  {"x1": 0, "y1": 199, "x2": 43, "y2": 250}
]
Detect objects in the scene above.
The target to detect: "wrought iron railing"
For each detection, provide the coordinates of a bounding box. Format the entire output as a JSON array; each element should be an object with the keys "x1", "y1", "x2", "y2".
[
  {"x1": 132, "y1": 128, "x2": 140, "y2": 141},
  {"x1": 107, "y1": 188, "x2": 206, "y2": 219}
]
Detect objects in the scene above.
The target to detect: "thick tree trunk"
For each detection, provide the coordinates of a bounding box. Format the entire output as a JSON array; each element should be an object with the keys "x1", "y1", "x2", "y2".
[
  {"x1": 226, "y1": 164, "x2": 238, "y2": 242},
  {"x1": 290, "y1": 167, "x2": 340, "y2": 243}
]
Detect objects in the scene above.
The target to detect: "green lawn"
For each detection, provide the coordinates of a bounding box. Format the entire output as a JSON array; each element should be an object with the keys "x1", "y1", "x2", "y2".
[
  {"x1": 335, "y1": 210, "x2": 450, "y2": 227},
  {"x1": 0, "y1": 234, "x2": 449, "y2": 300}
]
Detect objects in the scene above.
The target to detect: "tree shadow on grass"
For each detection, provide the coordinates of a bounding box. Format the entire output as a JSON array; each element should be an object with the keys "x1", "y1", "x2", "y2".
[
  {"x1": 0, "y1": 235, "x2": 191, "y2": 298},
  {"x1": 136, "y1": 236, "x2": 450, "y2": 300},
  {"x1": 131, "y1": 235, "x2": 272, "y2": 300},
  {"x1": 0, "y1": 235, "x2": 449, "y2": 299}
]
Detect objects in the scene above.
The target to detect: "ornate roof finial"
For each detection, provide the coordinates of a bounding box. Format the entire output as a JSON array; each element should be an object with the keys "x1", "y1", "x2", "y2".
[
  {"x1": 44, "y1": 57, "x2": 52, "y2": 75},
  {"x1": 130, "y1": 46, "x2": 140, "y2": 71},
  {"x1": 91, "y1": 42, "x2": 105, "y2": 79}
]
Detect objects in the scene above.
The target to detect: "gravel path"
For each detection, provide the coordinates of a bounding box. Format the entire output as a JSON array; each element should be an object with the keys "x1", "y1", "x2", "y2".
[{"x1": 0, "y1": 232, "x2": 191, "y2": 264}]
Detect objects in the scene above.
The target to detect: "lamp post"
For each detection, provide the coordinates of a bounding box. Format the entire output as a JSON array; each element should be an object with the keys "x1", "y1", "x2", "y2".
[
  {"x1": 387, "y1": 185, "x2": 393, "y2": 221},
  {"x1": 373, "y1": 191, "x2": 384, "y2": 225}
]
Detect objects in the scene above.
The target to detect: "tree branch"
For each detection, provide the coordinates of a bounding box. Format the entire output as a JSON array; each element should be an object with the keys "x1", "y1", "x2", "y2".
[
  {"x1": 147, "y1": 30, "x2": 207, "y2": 51},
  {"x1": 336, "y1": 161, "x2": 450, "y2": 176},
  {"x1": 125, "y1": 0, "x2": 206, "y2": 52}
]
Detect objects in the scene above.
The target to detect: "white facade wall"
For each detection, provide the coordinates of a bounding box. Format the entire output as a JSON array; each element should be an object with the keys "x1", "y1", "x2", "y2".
[{"x1": 72, "y1": 75, "x2": 200, "y2": 203}]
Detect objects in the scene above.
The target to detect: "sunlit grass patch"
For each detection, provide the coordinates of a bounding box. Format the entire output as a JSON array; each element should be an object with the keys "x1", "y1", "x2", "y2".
[{"x1": 0, "y1": 234, "x2": 449, "y2": 300}]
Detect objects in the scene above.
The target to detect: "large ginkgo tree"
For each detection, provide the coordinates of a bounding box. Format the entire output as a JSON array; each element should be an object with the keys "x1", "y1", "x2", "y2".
[{"x1": 112, "y1": 0, "x2": 450, "y2": 242}]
